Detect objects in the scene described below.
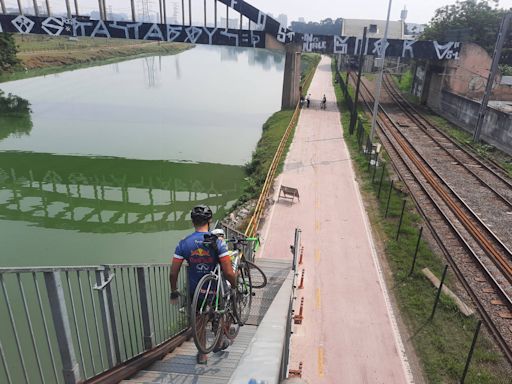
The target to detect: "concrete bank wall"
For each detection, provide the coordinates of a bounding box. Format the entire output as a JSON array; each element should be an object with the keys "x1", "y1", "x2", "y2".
[{"x1": 428, "y1": 88, "x2": 512, "y2": 156}]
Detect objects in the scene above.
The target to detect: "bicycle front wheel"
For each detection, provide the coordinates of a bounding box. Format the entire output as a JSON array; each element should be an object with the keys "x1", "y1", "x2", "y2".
[
  {"x1": 191, "y1": 274, "x2": 224, "y2": 354},
  {"x1": 245, "y1": 260, "x2": 267, "y2": 289},
  {"x1": 233, "y1": 261, "x2": 253, "y2": 325}
]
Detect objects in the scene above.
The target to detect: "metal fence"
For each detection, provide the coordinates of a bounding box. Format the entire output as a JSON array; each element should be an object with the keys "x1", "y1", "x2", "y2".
[
  {"x1": 0, "y1": 264, "x2": 188, "y2": 384},
  {"x1": 216, "y1": 221, "x2": 257, "y2": 262},
  {"x1": 280, "y1": 227, "x2": 301, "y2": 380}
]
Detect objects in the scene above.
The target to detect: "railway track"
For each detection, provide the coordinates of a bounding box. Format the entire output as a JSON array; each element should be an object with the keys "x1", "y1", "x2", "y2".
[{"x1": 349, "y1": 72, "x2": 512, "y2": 363}]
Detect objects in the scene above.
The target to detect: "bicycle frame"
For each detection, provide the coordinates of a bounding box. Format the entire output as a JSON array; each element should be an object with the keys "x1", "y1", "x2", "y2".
[{"x1": 198, "y1": 264, "x2": 227, "y2": 313}]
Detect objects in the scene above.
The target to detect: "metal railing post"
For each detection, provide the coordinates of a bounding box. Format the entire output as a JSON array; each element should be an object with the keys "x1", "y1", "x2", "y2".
[
  {"x1": 293, "y1": 228, "x2": 301, "y2": 271},
  {"x1": 0, "y1": 0, "x2": 6, "y2": 15},
  {"x1": 95, "y1": 268, "x2": 120, "y2": 367},
  {"x1": 409, "y1": 227, "x2": 423, "y2": 276},
  {"x1": 137, "y1": 267, "x2": 155, "y2": 350},
  {"x1": 44, "y1": 271, "x2": 82, "y2": 384},
  {"x1": 430, "y1": 265, "x2": 449, "y2": 320},
  {"x1": 131, "y1": 0, "x2": 136, "y2": 21},
  {"x1": 32, "y1": 0, "x2": 39, "y2": 16},
  {"x1": 64, "y1": 0, "x2": 71, "y2": 18},
  {"x1": 17, "y1": 0, "x2": 23, "y2": 14},
  {"x1": 461, "y1": 320, "x2": 482, "y2": 383}
]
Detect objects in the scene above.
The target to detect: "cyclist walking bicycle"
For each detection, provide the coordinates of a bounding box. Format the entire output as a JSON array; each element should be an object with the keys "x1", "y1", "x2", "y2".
[{"x1": 169, "y1": 205, "x2": 237, "y2": 365}]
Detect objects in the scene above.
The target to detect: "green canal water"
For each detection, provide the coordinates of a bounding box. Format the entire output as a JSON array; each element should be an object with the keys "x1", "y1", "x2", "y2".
[{"x1": 0, "y1": 45, "x2": 285, "y2": 267}]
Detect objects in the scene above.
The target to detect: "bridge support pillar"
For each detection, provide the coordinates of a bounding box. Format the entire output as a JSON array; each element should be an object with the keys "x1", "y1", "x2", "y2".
[{"x1": 281, "y1": 44, "x2": 302, "y2": 110}]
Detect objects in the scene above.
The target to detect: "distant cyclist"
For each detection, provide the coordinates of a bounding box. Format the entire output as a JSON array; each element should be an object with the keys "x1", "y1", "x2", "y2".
[
  {"x1": 169, "y1": 205, "x2": 237, "y2": 364},
  {"x1": 321, "y1": 94, "x2": 327, "y2": 110}
]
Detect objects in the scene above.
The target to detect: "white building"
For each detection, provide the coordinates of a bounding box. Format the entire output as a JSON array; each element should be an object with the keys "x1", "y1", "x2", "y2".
[
  {"x1": 341, "y1": 19, "x2": 405, "y2": 39},
  {"x1": 277, "y1": 14, "x2": 288, "y2": 28}
]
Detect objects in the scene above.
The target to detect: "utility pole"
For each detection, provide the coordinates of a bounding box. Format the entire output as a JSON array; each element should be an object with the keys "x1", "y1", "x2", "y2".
[
  {"x1": 350, "y1": 27, "x2": 368, "y2": 135},
  {"x1": 369, "y1": 0, "x2": 393, "y2": 143},
  {"x1": 473, "y1": 12, "x2": 511, "y2": 142}
]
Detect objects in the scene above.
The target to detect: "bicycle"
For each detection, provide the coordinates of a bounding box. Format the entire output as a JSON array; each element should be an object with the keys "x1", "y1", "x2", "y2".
[
  {"x1": 190, "y1": 237, "x2": 255, "y2": 354},
  {"x1": 231, "y1": 237, "x2": 268, "y2": 290}
]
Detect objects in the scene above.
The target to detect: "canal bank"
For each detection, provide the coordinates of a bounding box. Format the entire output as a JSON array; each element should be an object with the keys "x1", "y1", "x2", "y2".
[{"x1": 1, "y1": 35, "x2": 192, "y2": 83}]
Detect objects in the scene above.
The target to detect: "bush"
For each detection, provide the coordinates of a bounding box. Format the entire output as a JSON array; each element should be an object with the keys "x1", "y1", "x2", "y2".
[{"x1": 0, "y1": 33, "x2": 20, "y2": 72}]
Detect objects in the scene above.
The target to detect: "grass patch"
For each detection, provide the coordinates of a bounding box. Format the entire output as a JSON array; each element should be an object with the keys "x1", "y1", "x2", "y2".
[
  {"x1": 332, "y1": 60, "x2": 512, "y2": 383},
  {"x1": 301, "y1": 53, "x2": 321, "y2": 92},
  {"x1": 230, "y1": 53, "x2": 320, "y2": 212},
  {"x1": 397, "y1": 69, "x2": 413, "y2": 92}
]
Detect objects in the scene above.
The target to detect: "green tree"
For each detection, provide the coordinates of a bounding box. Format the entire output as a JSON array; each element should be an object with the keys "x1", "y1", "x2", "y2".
[
  {"x1": 422, "y1": 0, "x2": 512, "y2": 64},
  {"x1": 0, "y1": 90, "x2": 32, "y2": 141},
  {"x1": 0, "y1": 33, "x2": 19, "y2": 71}
]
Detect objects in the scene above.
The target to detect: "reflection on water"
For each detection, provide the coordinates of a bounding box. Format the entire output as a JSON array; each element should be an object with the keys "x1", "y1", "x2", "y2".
[
  {"x1": 0, "y1": 152, "x2": 245, "y2": 234},
  {"x1": 0, "y1": 151, "x2": 246, "y2": 267},
  {"x1": 0, "y1": 45, "x2": 285, "y2": 165},
  {"x1": 0, "y1": 46, "x2": 285, "y2": 266},
  {"x1": 0, "y1": 90, "x2": 33, "y2": 141}
]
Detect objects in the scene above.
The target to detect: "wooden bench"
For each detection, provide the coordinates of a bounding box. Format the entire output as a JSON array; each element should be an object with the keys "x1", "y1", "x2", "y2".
[{"x1": 278, "y1": 185, "x2": 300, "y2": 202}]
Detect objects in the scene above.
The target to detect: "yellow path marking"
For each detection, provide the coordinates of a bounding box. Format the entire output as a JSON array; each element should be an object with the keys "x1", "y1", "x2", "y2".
[
  {"x1": 315, "y1": 198, "x2": 320, "y2": 208},
  {"x1": 315, "y1": 220, "x2": 321, "y2": 232},
  {"x1": 318, "y1": 347, "x2": 325, "y2": 377},
  {"x1": 316, "y1": 288, "x2": 321, "y2": 309},
  {"x1": 315, "y1": 249, "x2": 320, "y2": 262}
]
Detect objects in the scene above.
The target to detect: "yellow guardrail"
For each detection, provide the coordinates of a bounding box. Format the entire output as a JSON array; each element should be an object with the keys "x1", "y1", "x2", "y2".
[{"x1": 244, "y1": 59, "x2": 318, "y2": 238}]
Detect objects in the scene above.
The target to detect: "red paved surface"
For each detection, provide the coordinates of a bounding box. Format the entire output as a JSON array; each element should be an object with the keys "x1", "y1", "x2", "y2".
[{"x1": 257, "y1": 57, "x2": 414, "y2": 383}]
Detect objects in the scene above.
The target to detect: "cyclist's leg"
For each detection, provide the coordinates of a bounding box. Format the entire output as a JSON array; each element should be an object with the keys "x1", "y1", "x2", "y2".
[{"x1": 190, "y1": 297, "x2": 208, "y2": 364}]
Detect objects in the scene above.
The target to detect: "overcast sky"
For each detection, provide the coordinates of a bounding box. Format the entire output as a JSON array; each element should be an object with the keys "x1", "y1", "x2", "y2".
[
  {"x1": 250, "y1": 0, "x2": 512, "y2": 24},
  {"x1": 7, "y1": 0, "x2": 512, "y2": 25}
]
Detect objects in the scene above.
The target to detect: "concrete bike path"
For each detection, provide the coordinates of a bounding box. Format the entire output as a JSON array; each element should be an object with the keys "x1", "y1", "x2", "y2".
[{"x1": 257, "y1": 56, "x2": 414, "y2": 383}]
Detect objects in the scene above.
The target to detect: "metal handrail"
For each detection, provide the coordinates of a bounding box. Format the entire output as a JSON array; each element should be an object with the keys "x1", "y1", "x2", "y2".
[
  {"x1": 0, "y1": 263, "x2": 188, "y2": 384},
  {"x1": 244, "y1": 59, "x2": 318, "y2": 238},
  {"x1": 244, "y1": 104, "x2": 300, "y2": 238},
  {"x1": 280, "y1": 228, "x2": 301, "y2": 380}
]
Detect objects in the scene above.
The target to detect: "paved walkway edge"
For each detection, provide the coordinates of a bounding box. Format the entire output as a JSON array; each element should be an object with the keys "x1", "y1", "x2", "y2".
[
  {"x1": 229, "y1": 269, "x2": 295, "y2": 384},
  {"x1": 342, "y1": 121, "x2": 415, "y2": 384}
]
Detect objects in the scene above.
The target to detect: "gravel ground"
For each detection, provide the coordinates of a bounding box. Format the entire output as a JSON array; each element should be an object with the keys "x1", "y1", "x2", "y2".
[{"x1": 356, "y1": 75, "x2": 512, "y2": 362}]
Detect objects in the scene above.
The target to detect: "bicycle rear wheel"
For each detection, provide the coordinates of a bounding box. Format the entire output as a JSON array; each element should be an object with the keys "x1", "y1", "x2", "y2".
[
  {"x1": 191, "y1": 274, "x2": 224, "y2": 354},
  {"x1": 233, "y1": 261, "x2": 253, "y2": 325},
  {"x1": 245, "y1": 260, "x2": 267, "y2": 289},
  {"x1": 224, "y1": 312, "x2": 240, "y2": 341}
]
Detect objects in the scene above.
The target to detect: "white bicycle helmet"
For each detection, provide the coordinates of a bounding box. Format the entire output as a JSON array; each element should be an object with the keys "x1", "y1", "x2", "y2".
[{"x1": 211, "y1": 228, "x2": 225, "y2": 237}]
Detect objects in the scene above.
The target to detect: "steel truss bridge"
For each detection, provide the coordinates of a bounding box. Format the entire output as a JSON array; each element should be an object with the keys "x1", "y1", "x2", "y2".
[{"x1": 0, "y1": 0, "x2": 461, "y2": 107}]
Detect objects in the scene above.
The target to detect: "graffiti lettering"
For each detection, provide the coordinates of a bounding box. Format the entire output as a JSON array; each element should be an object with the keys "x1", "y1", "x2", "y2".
[
  {"x1": 220, "y1": 30, "x2": 239, "y2": 46},
  {"x1": 372, "y1": 39, "x2": 390, "y2": 57},
  {"x1": 73, "y1": 19, "x2": 93, "y2": 36},
  {"x1": 185, "y1": 26, "x2": 202, "y2": 44},
  {"x1": 256, "y1": 11, "x2": 267, "y2": 31},
  {"x1": 434, "y1": 41, "x2": 460, "y2": 60},
  {"x1": 402, "y1": 40, "x2": 415, "y2": 58},
  {"x1": 334, "y1": 36, "x2": 350, "y2": 54},
  {"x1": 0, "y1": 15, "x2": 461, "y2": 60},
  {"x1": 42, "y1": 17, "x2": 65, "y2": 36},
  {"x1": 203, "y1": 27, "x2": 217, "y2": 45},
  {"x1": 91, "y1": 20, "x2": 111, "y2": 38},
  {"x1": 277, "y1": 24, "x2": 287, "y2": 43},
  {"x1": 109, "y1": 21, "x2": 143, "y2": 39},
  {"x1": 12, "y1": 15, "x2": 35, "y2": 34},
  {"x1": 303, "y1": 34, "x2": 327, "y2": 53},
  {"x1": 167, "y1": 26, "x2": 182, "y2": 42}
]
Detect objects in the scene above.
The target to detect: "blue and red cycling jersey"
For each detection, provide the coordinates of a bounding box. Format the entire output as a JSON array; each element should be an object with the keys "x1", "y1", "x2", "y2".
[{"x1": 173, "y1": 231, "x2": 229, "y2": 297}]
